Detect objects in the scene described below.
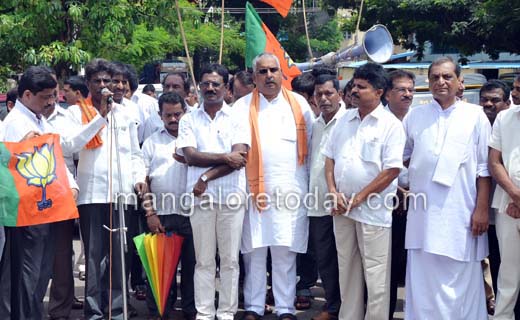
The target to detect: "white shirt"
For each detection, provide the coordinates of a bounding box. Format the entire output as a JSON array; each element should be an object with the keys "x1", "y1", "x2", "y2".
[
  {"x1": 2, "y1": 100, "x2": 78, "y2": 190},
  {"x1": 0, "y1": 119, "x2": 4, "y2": 140},
  {"x1": 403, "y1": 100, "x2": 491, "y2": 261},
  {"x1": 176, "y1": 103, "x2": 249, "y2": 204},
  {"x1": 142, "y1": 129, "x2": 187, "y2": 215},
  {"x1": 308, "y1": 107, "x2": 346, "y2": 217},
  {"x1": 233, "y1": 90, "x2": 314, "y2": 253},
  {"x1": 489, "y1": 105, "x2": 520, "y2": 213},
  {"x1": 323, "y1": 104, "x2": 405, "y2": 227},
  {"x1": 131, "y1": 93, "x2": 159, "y2": 143},
  {"x1": 45, "y1": 104, "x2": 106, "y2": 176},
  {"x1": 68, "y1": 103, "x2": 146, "y2": 205}
]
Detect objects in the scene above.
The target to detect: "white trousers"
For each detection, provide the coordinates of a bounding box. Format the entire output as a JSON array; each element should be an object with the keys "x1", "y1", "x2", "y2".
[
  {"x1": 405, "y1": 249, "x2": 487, "y2": 320},
  {"x1": 243, "y1": 246, "x2": 297, "y2": 316},
  {"x1": 333, "y1": 216, "x2": 391, "y2": 320},
  {"x1": 190, "y1": 204, "x2": 245, "y2": 320},
  {"x1": 495, "y1": 211, "x2": 520, "y2": 319}
]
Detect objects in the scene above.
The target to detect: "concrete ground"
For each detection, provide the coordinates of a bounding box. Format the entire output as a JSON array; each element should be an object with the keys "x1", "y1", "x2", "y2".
[{"x1": 43, "y1": 238, "x2": 405, "y2": 320}]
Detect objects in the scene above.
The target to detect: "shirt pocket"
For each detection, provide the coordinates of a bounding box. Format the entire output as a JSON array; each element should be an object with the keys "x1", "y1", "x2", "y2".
[{"x1": 361, "y1": 140, "x2": 382, "y2": 165}]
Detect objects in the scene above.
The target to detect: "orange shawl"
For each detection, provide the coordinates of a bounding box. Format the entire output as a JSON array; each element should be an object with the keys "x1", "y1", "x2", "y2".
[
  {"x1": 79, "y1": 96, "x2": 103, "y2": 149},
  {"x1": 246, "y1": 87, "x2": 308, "y2": 211}
]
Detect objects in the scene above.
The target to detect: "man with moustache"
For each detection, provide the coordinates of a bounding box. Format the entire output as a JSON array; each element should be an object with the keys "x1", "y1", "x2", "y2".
[
  {"x1": 383, "y1": 69, "x2": 415, "y2": 319},
  {"x1": 403, "y1": 57, "x2": 491, "y2": 319},
  {"x1": 307, "y1": 74, "x2": 345, "y2": 320},
  {"x1": 510, "y1": 75, "x2": 520, "y2": 107},
  {"x1": 478, "y1": 79, "x2": 511, "y2": 315},
  {"x1": 67, "y1": 58, "x2": 147, "y2": 320},
  {"x1": 0, "y1": 66, "x2": 80, "y2": 320},
  {"x1": 177, "y1": 63, "x2": 249, "y2": 320},
  {"x1": 142, "y1": 72, "x2": 190, "y2": 141},
  {"x1": 233, "y1": 52, "x2": 314, "y2": 320},
  {"x1": 323, "y1": 63, "x2": 405, "y2": 320},
  {"x1": 142, "y1": 92, "x2": 196, "y2": 320}
]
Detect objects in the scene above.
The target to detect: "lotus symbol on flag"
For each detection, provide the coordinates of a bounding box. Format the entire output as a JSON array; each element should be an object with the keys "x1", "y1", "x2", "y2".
[{"x1": 15, "y1": 143, "x2": 57, "y2": 211}]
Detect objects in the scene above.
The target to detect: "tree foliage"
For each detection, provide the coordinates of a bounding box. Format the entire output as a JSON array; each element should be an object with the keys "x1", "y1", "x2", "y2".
[{"x1": 358, "y1": 0, "x2": 520, "y2": 60}]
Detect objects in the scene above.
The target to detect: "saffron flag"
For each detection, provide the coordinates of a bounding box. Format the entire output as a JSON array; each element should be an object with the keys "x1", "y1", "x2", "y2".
[
  {"x1": 0, "y1": 133, "x2": 79, "y2": 226},
  {"x1": 260, "y1": 0, "x2": 293, "y2": 17},
  {"x1": 246, "y1": 2, "x2": 301, "y2": 89}
]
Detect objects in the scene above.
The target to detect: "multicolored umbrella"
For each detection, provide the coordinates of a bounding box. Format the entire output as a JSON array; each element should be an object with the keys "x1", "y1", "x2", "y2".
[{"x1": 133, "y1": 232, "x2": 184, "y2": 317}]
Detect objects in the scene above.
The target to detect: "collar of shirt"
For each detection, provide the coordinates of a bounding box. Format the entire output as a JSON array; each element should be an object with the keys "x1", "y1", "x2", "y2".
[
  {"x1": 512, "y1": 105, "x2": 520, "y2": 113},
  {"x1": 46, "y1": 104, "x2": 68, "y2": 122},
  {"x1": 432, "y1": 98, "x2": 460, "y2": 115},
  {"x1": 345, "y1": 103, "x2": 385, "y2": 122},
  {"x1": 317, "y1": 105, "x2": 346, "y2": 127},
  {"x1": 258, "y1": 90, "x2": 283, "y2": 104},
  {"x1": 14, "y1": 99, "x2": 43, "y2": 122},
  {"x1": 159, "y1": 127, "x2": 178, "y2": 140},
  {"x1": 197, "y1": 102, "x2": 231, "y2": 119}
]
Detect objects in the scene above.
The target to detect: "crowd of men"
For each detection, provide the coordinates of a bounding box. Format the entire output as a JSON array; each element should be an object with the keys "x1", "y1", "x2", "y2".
[{"x1": 0, "y1": 53, "x2": 519, "y2": 320}]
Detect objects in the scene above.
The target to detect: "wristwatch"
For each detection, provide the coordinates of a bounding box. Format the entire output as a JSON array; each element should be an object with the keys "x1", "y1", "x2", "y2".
[{"x1": 200, "y1": 174, "x2": 208, "y2": 182}]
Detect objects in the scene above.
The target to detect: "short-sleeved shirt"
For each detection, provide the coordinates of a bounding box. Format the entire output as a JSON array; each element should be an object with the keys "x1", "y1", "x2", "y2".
[
  {"x1": 323, "y1": 104, "x2": 405, "y2": 227},
  {"x1": 489, "y1": 105, "x2": 520, "y2": 213},
  {"x1": 142, "y1": 129, "x2": 188, "y2": 215},
  {"x1": 176, "y1": 103, "x2": 250, "y2": 204}
]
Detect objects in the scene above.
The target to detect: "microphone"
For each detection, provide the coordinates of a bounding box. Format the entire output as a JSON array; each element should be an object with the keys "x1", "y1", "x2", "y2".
[{"x1": 101, "y1": 88, "x2": 113, "y2": 104}]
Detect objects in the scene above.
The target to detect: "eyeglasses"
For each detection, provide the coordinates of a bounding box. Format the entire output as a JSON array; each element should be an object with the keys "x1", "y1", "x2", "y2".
[
  {"x1": 257, "y1": 67, "x2": 280, "y2": 75},
  {"x1": 392, "y1": 87, "x2": 415, "y2": 94},
  {"x1": 199, "y1": 81, "x2": 223, "y2": 89}
]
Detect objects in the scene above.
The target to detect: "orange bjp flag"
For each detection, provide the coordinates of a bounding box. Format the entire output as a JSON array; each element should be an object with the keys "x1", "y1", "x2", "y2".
[
  {"x1": 0, "y1": 134, "x2": 79, "y2": 226},
  {"x1": 260, "y1": 0, "x2": 293, "y2": 17}
]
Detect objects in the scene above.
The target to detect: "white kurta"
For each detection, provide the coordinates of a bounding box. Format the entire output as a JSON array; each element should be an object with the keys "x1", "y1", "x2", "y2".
[
  {"x1": 233, "y1": 90, "x2": 314, "y2": 253},
  {"x1": 403, "y1": 100, "x2": 491, "y2": 261},
  {"x1": 403, "y1": 99, "x2": 491, "y2": 319}
]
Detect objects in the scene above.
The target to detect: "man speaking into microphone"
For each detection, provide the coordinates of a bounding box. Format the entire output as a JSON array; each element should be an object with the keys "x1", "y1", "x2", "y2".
[{"x1": 67, "y1": 58, "x2": 147, "y2": 320}]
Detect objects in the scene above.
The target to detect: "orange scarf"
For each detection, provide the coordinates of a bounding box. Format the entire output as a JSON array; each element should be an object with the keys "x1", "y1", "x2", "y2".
[
  {"x1": 79, "y1": 96, "x2": 103, "y2": 149},
  {"x1": 246, "y1": 87, "x2": 308, "y2": 211}
]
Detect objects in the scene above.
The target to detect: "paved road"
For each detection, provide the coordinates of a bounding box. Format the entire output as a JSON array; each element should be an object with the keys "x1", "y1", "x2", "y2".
[{"x1": 43, "y1": 239, "x2": 405, "y2": 319}]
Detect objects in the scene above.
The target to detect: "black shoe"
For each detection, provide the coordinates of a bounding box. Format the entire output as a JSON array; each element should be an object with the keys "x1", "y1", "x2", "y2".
[
  {"x1": 242, "y1": 310, "x2": 262, "y2": 320},
  {"x1": 278, "y1": 313, "x2": 297, "y2": 320},
  {"x1": 72, "y1": 296, "x2": 84, "y2": 310}
]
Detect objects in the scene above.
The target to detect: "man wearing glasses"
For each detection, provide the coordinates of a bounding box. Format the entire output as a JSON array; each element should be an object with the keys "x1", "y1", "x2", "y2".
[
  {"x1": 234, "y1": 52, "x2": 315, "y2": 320},
  {"x1": 177, "y1": 64, "x2": 250, "y2": 320},
  {"x1": 384, "y1": 69, "x2": 415, "y2": 319}
]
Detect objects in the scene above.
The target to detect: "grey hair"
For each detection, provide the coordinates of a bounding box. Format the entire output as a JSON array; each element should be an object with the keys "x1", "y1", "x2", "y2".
[{"x1": 252, "y1": 52, "x2": 281, "y2": 72}]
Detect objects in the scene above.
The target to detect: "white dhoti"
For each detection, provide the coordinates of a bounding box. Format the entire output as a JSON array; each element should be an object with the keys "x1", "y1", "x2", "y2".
[{"x1": 405, "y1": 249, "x2": 487, "y2": 320}]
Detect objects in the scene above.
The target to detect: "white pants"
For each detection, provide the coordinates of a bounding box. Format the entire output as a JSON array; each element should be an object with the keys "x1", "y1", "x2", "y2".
[
  {"x1": 333, "y1": 216, "x2": 391, "y2": 320},
  {"x1": 495, "y1": 211, "x2": 520, "y2": 319},
  {"x1": 190, "y1": 204, "x2": 245, "y2": 320},
  {"x1": 405, "y1": 249, "x2": 487, "y2": 320},
  {"x1": 243, "y1": 246, "x2": 297, "y2": 316}
]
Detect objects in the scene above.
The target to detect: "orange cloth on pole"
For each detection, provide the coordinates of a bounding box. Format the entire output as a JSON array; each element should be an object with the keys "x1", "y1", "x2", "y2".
[
  {"x1": 260, "y1": 0, "x2": 293, "y2": 17},
  {"x1": 246, "y1": 87, "x2": 308, "y2": 210}
]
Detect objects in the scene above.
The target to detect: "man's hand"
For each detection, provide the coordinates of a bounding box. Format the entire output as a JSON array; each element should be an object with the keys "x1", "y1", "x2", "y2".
[
  {"x1": 98, "y1": 89, "x2": 113, "y2": 117},
  {"x1": 330, "y1": 191, "x2": 348, "y2": 216},
  {"x1": 134, "y1": 182, "x2": 148, "y2": 199},
  {"x1": 506, "y1": 203, "x2": 520, "y2": 219},
  {"x1": 225, "y1": 151, "x2": 248, "y2": 169},
  {"x1": 146, "y1": 214, "x2": 165, "y2": 233},
  {"x1": 510, "y1": 188, "x2": 520, "y2": 208},
  {"x1": 471, "y1": 207, "x2": 489, "y2": 236},
  {"x1": 192, "y1": 177, "x2": 208, "y2": 197},
  {"x1": 20, "y1": 131, "x2": 40, "y2": 141},
  {"x1": 173, "y1": 152, "x2": 187, "y2": 164},
  {"x1": 71, "y1": 188, "x2": 79, "y2": 201}
]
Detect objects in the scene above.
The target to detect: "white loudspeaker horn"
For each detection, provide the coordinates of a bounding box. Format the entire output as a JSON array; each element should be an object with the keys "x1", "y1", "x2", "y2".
[{"x1": 295, "y1": 24, "x2": 393, "y2": 71}]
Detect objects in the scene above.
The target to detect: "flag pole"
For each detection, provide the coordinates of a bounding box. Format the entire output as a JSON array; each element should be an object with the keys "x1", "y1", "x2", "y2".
[
  {"x1": 302, "y1": 0, "x2": 313, "y2": 60},
  {"x1": 219, "y1": 0, "x2": 225, "y2": 64},
  {"x1": 175, "y1": 0, "x2": 197, "y2": 90}
]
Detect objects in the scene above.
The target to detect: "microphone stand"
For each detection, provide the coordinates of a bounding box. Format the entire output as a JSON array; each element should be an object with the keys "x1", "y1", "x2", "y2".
[{"x1": 104, "y1": 107, "x2": 129, "y2": 319}]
